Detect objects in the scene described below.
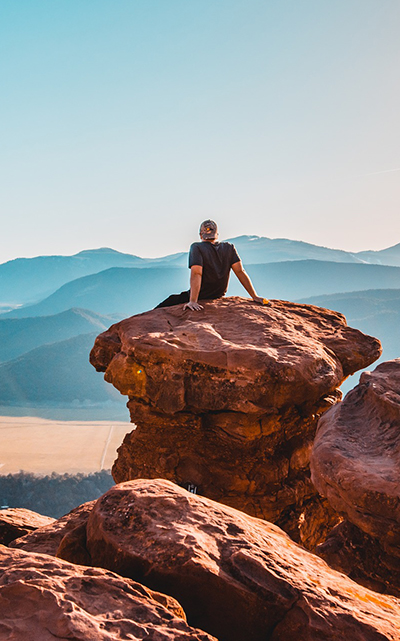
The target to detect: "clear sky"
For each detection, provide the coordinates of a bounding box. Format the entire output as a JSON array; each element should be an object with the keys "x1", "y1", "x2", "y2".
[{"x1": 1, "y1": 0, "x2": 399, "y2": 262}]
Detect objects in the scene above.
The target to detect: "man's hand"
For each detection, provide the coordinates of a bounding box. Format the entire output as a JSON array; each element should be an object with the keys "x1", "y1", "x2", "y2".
[
  {"x1": 252, "y1": 296, "x2": 269, "y2": 305},
  {"x1": 183, "y1": 301, "x2": 203, "y2": 311}
]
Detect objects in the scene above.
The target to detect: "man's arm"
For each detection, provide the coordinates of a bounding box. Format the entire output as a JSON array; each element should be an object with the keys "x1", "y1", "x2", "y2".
[
  {"x1": 231, "y1": 261, "x2": 264, "y2": 304},
  {"x1": 183, "y1": 265, "x2": 203, "y2": 311}
]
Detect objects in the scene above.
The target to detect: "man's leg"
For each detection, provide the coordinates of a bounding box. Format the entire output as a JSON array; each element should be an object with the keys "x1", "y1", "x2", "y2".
[{"x1": 155, "y1": 290, "x2": 190, "y2": 309}]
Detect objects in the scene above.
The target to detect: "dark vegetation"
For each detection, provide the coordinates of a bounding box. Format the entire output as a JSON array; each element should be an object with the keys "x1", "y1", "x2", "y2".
[{"x1": 0, "y1": 470, "x2": 114, "y2": 518}]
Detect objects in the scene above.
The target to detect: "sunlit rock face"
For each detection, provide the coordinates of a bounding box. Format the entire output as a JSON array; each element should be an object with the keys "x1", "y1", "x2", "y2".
[
  {"x1": 0, "y1": 546, "x2": 215, "y2": 641},
  {"x1": 90, "y1": 297, "x2": 381, "y2": 547},
  {"x1": 84, "y1": 478, "x2": 400, "y2": 641},
  {"x1": 311, "y1": 359, "x2": 400, "y2": 593}
]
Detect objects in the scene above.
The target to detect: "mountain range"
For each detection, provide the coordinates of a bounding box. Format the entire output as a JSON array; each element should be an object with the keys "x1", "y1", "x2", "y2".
[
  {"x1": 0, "y1": 308, "x2": 114, "y2": 362},
  {"x1": 2, "y1": 236, "x2": 400, "y2": 307},
  {"x1": 0, "y1": 333, "x2": 121, "y2": 407},
  {"x1": 0, "y1": 235, "x2": 399, "y2": 416}
]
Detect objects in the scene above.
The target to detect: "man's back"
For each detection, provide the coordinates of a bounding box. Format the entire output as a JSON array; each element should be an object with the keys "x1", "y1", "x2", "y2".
[{"x1": 189, "y1": 241, "x2": 240, "y2": 300}]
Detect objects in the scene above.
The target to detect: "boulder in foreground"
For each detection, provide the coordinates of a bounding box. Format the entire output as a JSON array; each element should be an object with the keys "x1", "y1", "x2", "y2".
[
  {"x1": 0, "y1": 546, "x2": 215, "y2": 641},
  {"x1": 0, "y1": 508, "x2": 54, "y2": 546},
  {"x1": 84, "y1": 478, "x2": 400, "y2": 641},
  {"x1": 10, "y1": 501, "x2": 95, "y2": 562}
]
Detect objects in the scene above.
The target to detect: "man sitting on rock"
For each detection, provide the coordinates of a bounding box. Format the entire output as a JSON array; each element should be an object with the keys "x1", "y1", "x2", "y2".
[{"x1": 156, "y1": 220, "x2": 266, "y2": 311}]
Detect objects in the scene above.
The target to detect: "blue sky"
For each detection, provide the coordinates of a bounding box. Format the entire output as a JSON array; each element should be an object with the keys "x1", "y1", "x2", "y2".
[{"x1": 1, "y1": 0, "x2": 399, "y2": 261}]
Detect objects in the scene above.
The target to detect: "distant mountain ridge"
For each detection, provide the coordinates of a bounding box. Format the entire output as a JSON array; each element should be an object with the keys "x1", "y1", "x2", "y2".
[
  {"x1": 3, "y1": 260, "x2": 400, "y2": 320},
  {"x1": 0, "y1": 332, "x2": 120, "y2": 406},
  {"x1": 0, "y1": 247, "x2": 185, "y2": 306},
  {"x1": 0, "y1": 308, "x2": 115, "y2": 363},
  {"x1": 2, "y1": 236, "x2": 400, "y2": 306},
  {"x1": 299, "y1": 289, "x2": 400, "y2": 394}
]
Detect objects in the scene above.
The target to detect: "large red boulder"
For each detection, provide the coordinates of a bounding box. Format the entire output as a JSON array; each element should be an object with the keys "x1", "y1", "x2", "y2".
[
  {"x1": 311, "y1": 359, "x2": 400, "y2": 555},
  {"x1": 84, "y1": 478, "x2": 400, "y2": 641},
  {"x1": 311, "y1": 359, "x2": 400, "y2": 595}
]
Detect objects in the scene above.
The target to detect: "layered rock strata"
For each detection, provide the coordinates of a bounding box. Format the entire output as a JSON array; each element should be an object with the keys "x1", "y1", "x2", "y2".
[
  {"x1": 311, "y1": 359, "x2": 400, "y2": 592},
  {"x1": 83, "y1": 479, "x2": 400, "y2": 641},
  {"x1": 0, "y1": 547, "x2": 215, "y2": 641},
  {"x1": 90, "y1": 297, "x2": 380, "y2": 546}
]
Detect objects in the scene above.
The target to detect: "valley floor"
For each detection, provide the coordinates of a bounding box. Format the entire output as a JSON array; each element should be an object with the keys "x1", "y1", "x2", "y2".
[{"x1": 0, "y1": 416, "x2": 131, "y2": 474}]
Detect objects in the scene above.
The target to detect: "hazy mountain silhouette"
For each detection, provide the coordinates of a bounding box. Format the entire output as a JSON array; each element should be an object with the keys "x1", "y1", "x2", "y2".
[
  {"x1": 3, "y1": 261, "x2": 400, "y2": 320},
  {"x1": 0, "y1": 333, "x2": 122, "y2": 407},
  {"x1": 356, "y1": 243, "x2": 400, "y2": 267},
  {"x1": 299, "y1": 289, "x2": 400, "y2": 393},
  {"x1": 228, "y1": 236, "x2": 400, "y2": 266},
  {"x1": 228, "y1": 236, "x2": 363, "y2": 264},
  {"x1": 0, "y1": 308, "x2": 114, "y2": 362},
  {"x1": 1, "y1": 267, "x2": 188, "y2": 319},
  {"x1": 0, "y1": 247, "x2": 185, "y2": 306},
  {"x1": 230, "y1": 261, "x2": 400, "y2": 300},
  {"x1": 2, "y1": 237, "x2": 400, "y2": 307}
]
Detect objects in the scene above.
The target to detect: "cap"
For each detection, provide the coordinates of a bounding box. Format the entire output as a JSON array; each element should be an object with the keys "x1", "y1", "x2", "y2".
[{"x1": 199, "y1": 219, "x2": 218, "y2": 240}]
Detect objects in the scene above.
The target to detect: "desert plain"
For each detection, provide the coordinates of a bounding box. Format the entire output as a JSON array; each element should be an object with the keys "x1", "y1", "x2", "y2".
[{"x1": 0, "y1": 416, "x2": 130, "y2": 475}]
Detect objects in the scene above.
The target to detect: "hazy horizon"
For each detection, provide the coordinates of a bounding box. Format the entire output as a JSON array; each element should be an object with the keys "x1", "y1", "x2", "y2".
[{"x1": 1, "y1": 232, "x2": 400, "y2": 265}]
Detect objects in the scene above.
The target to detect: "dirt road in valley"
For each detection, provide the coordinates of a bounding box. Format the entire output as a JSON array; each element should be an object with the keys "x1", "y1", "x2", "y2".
[{"x1": 0, "y1": 417, "x2": 131, "y2": 474}]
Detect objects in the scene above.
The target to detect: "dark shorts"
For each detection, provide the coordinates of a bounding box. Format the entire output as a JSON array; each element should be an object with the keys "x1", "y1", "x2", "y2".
[{"x1": 155, "y1": 290, "x2": 190, "y2": 308}]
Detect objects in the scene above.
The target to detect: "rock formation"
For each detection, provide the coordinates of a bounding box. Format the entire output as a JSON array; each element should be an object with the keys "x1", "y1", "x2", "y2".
[
  {"x1": 6, "y1": 478, "x2": 400, "y2": 640},
  {"x1": 0, "y1": 546, "x2": 216, "y2": 641},
  {"x1": 10, "y1": 501, "x2": 95, "y2": 558},
  {"x1": 82, "y1": 478, "x2": 400, "y2": 641},
  {"x1": 311, "y1": 359, "x2": 400, "y2": 594},
  {"x1": 90, "y1": 297, "x2": 381, "y2": 546},
  {"x1": 317, "y1": 520, "x2": 400, "y2": 597},
  {"x1": 0, "y1": 508, "x2": 54, "y2": 545}
]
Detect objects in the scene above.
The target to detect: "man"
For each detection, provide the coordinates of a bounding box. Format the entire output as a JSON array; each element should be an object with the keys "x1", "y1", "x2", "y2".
[{"x1": 156, "y1": 220, "x2": 266, "y2": 310}]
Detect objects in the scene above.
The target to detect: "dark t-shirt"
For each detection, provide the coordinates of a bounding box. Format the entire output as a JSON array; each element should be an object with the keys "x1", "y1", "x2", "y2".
[{"x1": 188, "y1": 241, "x2": 241, "y2": 300}]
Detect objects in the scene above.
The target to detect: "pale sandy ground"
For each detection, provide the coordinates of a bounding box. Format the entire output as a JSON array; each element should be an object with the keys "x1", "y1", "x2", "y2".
[{"x1": 0, "y1": 416, "x2": 132, "y2": 475}]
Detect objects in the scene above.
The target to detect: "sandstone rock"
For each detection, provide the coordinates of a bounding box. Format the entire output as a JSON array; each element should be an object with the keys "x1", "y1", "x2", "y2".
[
  {"x1": 90, "y1": 298, "x2": 380, "y2": 546},
  {"x1": 317, "y1": 520, "x2": 400, "y2": 597},
  {"x1": 85, "y1": 478, "x2": 400, "y2": 641},
  {"x1": 311, "y1": 359, "x2": 400, "y2": 556},
  {"x1": 0, "y1": 508, "x2": 54, "y2": 545},
  {"x1": 90, "y1": 298, "x2": 380, "y2": 413},
  {"x1": 0, "y1": 546, "x2": 215, "y2": 641},
  {"x1": 10, "y1": 500, "x2": 94, "y2": 557}
]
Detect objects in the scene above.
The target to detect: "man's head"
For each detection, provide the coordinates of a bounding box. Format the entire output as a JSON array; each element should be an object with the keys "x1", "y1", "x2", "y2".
[{"x1": 199, "y1": 219, "x2": 218, "y2": 241}]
